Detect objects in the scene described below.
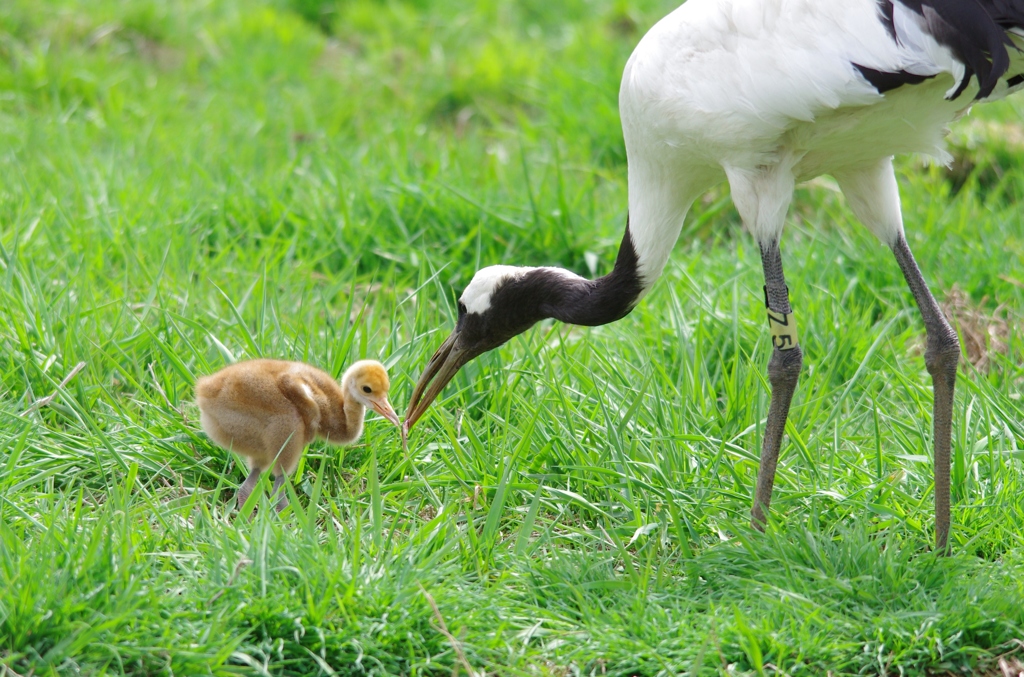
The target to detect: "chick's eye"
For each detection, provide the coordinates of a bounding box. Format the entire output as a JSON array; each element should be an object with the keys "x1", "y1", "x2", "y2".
[{"x1": 362, "y1": 385, "x2": 372, "y2": 393}]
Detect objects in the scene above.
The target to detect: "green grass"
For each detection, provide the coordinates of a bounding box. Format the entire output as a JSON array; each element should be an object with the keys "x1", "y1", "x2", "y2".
[{"x1": 2, "y1": 0, "x2": 1024, "y2": 674}]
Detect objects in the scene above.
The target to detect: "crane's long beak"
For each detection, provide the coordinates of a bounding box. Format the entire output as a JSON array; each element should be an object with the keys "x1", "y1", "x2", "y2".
[
  {"x1": 370, "y1": 396, "x2": 401, "y2": 427},
  {"x1": 403, "y1": 330, "x2": 473, "y2": 435}
]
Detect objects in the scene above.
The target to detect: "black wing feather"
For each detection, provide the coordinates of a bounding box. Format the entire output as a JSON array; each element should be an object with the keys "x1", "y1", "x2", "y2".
[{"x1": 871, "y1": 0, "x2": 1024, "y2": 99}]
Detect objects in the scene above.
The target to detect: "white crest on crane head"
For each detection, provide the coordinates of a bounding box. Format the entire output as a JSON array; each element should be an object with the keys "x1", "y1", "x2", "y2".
[
  {"x1": 459, "y1": 265, "x2": 583, "y2": 315},
  {"x1": 460, "y1": 266, "x2": 532, "y2": 315}
]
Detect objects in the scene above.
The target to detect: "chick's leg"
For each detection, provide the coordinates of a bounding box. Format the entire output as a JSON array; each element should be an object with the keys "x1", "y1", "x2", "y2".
[
  {"x1": 262, "y1": 416, "x2": 305, "y2": 514},
  {"x1": 237, "y1": 467, "x2": 261, "y2": 510},
  {"x1": 272, "y1": 474, "x2": 289, "y2": 513}
]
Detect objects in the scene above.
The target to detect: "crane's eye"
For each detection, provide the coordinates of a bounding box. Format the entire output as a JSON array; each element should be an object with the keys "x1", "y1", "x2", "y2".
[
  {"x1": 457, "y1": 302, "x2": 467, "y2": 315},
  {"x1": 362, "y1": 385, "x2": 372, "y2": 393}
]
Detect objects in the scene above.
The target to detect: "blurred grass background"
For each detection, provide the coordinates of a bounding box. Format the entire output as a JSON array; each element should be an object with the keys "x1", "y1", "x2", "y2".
[{"x1": 2, "y1": 0, "x2": 1024, "y2": 674}]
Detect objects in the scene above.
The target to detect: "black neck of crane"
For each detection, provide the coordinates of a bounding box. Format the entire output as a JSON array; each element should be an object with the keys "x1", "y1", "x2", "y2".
[{"x1": 542, "y1": 222, "x2": 643, "y2": 327}]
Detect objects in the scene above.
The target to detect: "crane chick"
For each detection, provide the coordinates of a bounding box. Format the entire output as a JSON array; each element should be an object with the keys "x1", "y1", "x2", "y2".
[{"x1": 196, "y1": 359, "x2": 400, "y2": 512}]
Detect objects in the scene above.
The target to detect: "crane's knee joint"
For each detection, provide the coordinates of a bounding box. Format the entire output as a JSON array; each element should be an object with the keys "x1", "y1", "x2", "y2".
[
  {"x1": 925, "y1": 327, "x2": 959, "y2": 382},
  {"x1": 768, "y1": 344, "x2": 803, "y2": 385}
]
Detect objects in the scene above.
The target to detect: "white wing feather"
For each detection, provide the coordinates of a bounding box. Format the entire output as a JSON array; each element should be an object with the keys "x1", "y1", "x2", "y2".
[{"x1": 621, "y1": 0, "x2": 969, "y2": 150}]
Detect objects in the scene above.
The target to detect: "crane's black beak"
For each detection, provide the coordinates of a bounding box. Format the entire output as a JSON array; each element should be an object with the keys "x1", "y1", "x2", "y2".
[{"x1": 404, "y1": 330, "x2": 476, "y2": 435}]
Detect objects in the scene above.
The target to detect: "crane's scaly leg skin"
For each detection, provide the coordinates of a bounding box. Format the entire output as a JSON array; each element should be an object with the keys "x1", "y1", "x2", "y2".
[
  {"x1": 752, "y1": 240, "x2": 804, "y2": 530},
  {"x1": 272, "y1": 474, "x2": 289, "y2": 513},
  {"x1": 237, "y1": 467, "x2": 261, "y2": 512},
  {"x1": 891, "y1": 234, "x2": 959, "y2": 553}
]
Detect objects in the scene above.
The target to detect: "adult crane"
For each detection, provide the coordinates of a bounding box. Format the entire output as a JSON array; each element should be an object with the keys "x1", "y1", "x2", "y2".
[{"x1": 404, "y1": 0, "x2": 1024, "y2": 552}]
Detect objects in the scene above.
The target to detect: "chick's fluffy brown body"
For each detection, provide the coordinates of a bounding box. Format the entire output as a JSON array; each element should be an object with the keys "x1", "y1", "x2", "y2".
[
  {"x1": 197, "y1": 360, "x2": 360, "y2": 474},
  {"x1": 196, "y1": 359, "x2": 398, "y2": 511}
]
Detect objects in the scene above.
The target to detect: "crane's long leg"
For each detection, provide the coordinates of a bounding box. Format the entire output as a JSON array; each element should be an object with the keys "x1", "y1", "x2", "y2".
[
  {"x1": 751, "y1": 240, "x2": 804, "y2": 529},
  {"x1": 891, "y1": 234, "x2": 959, "y2": 553},
  {"x1": 834, "y1": 158, "x2": 959, "y2": 551},
  {"x1": 237, "y1": 467, "x2": 261, "y2": 510}
]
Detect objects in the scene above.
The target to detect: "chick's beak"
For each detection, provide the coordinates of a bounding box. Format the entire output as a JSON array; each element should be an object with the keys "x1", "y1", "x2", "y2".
[
  {"x1": 403, "y1": 330, "x2": 474, "y2": 435},
  {"x1": 370, "y1": 396, "x2": 401, "y2": 427}
]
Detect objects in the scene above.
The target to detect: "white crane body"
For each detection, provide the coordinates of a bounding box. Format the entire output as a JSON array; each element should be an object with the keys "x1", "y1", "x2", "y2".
[
  {"x1": 406, "y1": 0, "x2": 1024, "y2": 552},
  {"x1": 622, "y1": 0, "x2": 1024, "y2": 282}
]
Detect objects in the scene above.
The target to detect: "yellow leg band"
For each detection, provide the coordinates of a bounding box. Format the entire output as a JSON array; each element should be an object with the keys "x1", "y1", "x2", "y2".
[{"x1": 767, "y1": 309, "x2": 798, "y2": 351}]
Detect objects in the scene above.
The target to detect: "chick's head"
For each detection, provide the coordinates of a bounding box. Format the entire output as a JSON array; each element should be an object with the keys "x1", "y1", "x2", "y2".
[{"x1": 344, "y1": 360, "x2": 399, "y2": 426}]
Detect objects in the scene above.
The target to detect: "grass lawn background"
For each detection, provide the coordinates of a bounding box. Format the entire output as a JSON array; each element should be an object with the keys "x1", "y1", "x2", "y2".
[{"x1": 2, "y1": 0, "x2": 1024, "y2": 674}]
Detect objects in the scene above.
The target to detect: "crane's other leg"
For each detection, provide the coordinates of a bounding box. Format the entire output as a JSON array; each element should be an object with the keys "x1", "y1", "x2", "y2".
[
  {"x1": 835, "y1": 158, "x2": 959, "y2": 553},
  {"x1": 237, "y1": 466, "x2": 262, "y2": 510},
  {"x1": 891, "y1": 236, "x2": 958, "y2": 552},
  {"x1": 724, "y1": 163, "x2": 802, "y2": 529}
]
